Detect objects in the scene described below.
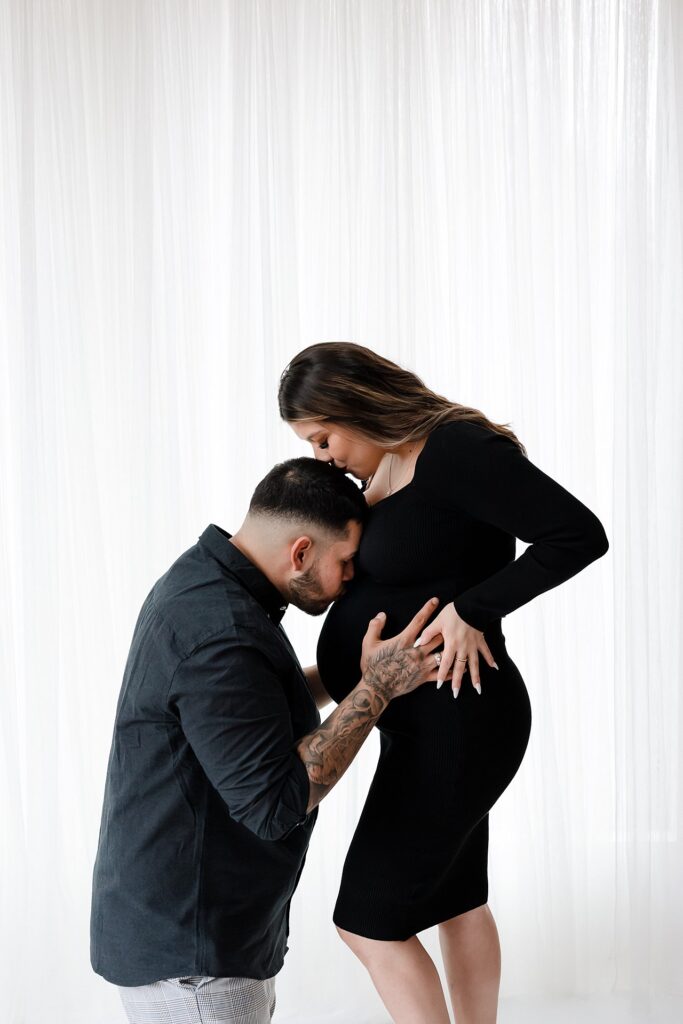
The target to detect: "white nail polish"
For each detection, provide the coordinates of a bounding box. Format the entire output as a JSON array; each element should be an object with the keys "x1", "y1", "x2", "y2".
[
  {"x1": 474, "y1": 683, "x2": 482, "y2": 695},
  {"x1": 453, "y1": 688, "x2": 460, "y2": 699},
  {"x1": 436, "y1": 680, "x2": 443, "y2": 689}
]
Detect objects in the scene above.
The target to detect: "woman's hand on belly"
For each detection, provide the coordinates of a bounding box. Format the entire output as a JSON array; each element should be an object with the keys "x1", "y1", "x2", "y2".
[{"x1": 414, "y1": 601, "x2": 499, "y2": 698}]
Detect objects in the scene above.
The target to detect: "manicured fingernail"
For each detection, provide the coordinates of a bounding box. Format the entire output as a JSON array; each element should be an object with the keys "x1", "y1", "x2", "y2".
[
  {"x1": 493, "y1": 662, "x2": 499, "y2": 670},
  {"x1": 431, "y1": 597, "x2": 438, "y2": 604},
  {"x1": 474, "y1": 683, "x2": 482, "y2": 695},
  {"x1": 436, "y1": 680, "x2": 443, "y2": 689},
  {"x1": 453, "y1": 687, "x2": 460, "y2": 699},
  {"x1": 413, "y1": 637, "x2": 422, "y2": 648}
]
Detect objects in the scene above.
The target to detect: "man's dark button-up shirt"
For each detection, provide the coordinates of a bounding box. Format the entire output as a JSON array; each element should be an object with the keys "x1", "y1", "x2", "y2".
[{"x1": 90, "y1": 525, "x2": 321, "y2": 986}]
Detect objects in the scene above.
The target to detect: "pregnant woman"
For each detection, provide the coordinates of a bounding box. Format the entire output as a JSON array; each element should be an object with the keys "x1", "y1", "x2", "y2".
[{"x1": 279, "y1": 341, "x2": 609, "y2": 1024}]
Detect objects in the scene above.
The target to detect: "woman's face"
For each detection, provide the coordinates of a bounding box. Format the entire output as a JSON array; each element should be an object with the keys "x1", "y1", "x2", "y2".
[{"x1": 290, "y1": 419, "x2": 385, "y2": 482}]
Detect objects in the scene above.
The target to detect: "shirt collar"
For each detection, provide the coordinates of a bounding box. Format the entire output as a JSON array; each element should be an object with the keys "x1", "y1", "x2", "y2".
[{"x1": 198, "y1": 524, "x2": 289, "y2": 625}]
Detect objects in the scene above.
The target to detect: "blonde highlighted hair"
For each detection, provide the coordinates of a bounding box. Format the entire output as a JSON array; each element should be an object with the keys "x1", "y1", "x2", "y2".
[{"x1": 278, "y1": 341, "x2": 527, "y2": 456}]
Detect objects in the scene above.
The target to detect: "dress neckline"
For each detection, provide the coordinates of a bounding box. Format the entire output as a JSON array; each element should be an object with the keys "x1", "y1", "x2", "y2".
[{"x1": 362, "y1": 428, "x2": 440, "y2": 508}]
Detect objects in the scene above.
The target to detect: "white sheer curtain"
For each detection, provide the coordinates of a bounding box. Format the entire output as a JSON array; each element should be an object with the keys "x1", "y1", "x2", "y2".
[{"x1": 1, "y1": 1, "x2": 681, "y2": 1021}]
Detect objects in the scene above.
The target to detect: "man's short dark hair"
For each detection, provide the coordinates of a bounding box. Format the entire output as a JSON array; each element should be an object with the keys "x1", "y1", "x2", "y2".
[{"x1": 248, "y1": 457, "x2": 369, "y2": 536}]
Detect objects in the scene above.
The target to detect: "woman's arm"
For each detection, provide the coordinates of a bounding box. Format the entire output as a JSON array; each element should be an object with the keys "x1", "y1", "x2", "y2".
[
  {"x1": 414, "y1": 419, "x2": 610, "y2": 632},
  {"x1": 303, "y1": 664, "x2": 333, "y2": 710}
]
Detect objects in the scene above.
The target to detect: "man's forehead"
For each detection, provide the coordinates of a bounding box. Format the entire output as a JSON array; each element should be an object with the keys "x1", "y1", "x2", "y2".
[
  {"x1": 331, "y1": 522, "x2": 362, "y2": 553},
  {"x1": 345, "y1": 521, "x2": 363, "y2": 551}
]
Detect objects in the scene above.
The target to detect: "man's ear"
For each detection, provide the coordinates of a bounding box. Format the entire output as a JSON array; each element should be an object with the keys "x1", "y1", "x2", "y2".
[{"x1": 290, "y1": 535, "x2": 313, "y2": 571}]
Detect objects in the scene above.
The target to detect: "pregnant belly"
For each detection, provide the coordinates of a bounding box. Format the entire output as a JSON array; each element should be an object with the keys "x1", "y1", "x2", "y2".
[{"x1": 316, "y1": 575, "x2": 456, "y2": 707}]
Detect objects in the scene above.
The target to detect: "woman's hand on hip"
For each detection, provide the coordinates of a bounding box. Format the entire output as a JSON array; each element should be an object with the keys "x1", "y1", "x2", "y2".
[{"x1": 414, "y1": 602, "x2": 499, "y2": 698}]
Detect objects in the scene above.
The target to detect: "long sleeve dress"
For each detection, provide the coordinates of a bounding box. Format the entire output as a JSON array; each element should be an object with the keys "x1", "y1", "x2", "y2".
[{"x1": 315, "y1": 418, "x2": 609, "y2": 940}]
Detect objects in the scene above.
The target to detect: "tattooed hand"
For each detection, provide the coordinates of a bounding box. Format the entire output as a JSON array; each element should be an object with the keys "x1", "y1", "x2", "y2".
[
  {"x1": 360, "y1": 598, "x2": 452, "y2": 702},
  {"x1": 296, "y1": 598, "x2": 452, "y2": 814}
]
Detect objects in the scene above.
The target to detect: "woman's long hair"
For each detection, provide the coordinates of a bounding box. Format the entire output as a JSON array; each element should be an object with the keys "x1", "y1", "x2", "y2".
[{"x1": 278, "y1": 341, "x2": 527, "y2": 456}]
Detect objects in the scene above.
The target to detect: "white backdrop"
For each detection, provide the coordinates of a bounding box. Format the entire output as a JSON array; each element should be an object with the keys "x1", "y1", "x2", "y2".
[{"x1": 1, "y1": 1, "x2": 682, "y2": 1022}]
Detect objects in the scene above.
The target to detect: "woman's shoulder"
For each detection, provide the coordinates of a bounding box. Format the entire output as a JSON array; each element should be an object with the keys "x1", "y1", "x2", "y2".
[
  {"x1": 432, "y1": 418, "x2": 494, "y2": 439},
  {"x1": 422, "y1": 418, "x2": 513, "y2": 459},
  {"x1": 415, "y1": 418, "x2": 522, "y2": 490}
]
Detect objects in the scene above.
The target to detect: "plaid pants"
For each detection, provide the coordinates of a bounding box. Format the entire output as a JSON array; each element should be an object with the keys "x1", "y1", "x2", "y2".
[{"x1": 118, "y1": 975, "x2": 277, "y2": 1024}]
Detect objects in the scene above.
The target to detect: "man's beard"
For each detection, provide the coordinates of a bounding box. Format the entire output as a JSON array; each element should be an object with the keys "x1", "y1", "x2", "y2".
[{"x1": 287, "y1": 563, "x2": 339, "y2": 616}]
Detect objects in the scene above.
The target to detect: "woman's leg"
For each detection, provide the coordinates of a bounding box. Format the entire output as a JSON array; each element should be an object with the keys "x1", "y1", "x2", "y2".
[
  {"x1": 336, "y1": 927, "x2": 451, "y2": 1024},
  {"x1": 437, "y1": 903, "x2": 501, "y2": 1024}
]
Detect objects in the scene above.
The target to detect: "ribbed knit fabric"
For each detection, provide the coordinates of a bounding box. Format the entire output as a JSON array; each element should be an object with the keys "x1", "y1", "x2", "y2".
[{"x1": 316, "y1": 419, "x2": 609, "y2": 939}]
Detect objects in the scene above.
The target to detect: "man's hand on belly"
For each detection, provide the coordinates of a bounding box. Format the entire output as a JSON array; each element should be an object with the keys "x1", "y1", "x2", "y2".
[{"x1": 295, "y1": 598, "x2": 451, "y2": 813}]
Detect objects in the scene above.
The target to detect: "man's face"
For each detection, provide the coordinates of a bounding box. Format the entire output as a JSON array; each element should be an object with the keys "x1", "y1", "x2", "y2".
[{"x1": 286, "y1": 520, "x2": 362, "y2": 616}]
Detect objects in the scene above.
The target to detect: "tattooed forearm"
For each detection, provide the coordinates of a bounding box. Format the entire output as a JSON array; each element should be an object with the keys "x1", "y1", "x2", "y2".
[
  {"x1": 296, "y1": 682, "x2": 388, "y2": 812},
  {"x1": 295, "y1": 643, "x2": 424, "y2": 813}
]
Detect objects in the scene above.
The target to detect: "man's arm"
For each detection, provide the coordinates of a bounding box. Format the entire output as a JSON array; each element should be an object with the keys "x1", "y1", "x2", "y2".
[
  {"x1": 296, "y1": 669, "x2": 389, "y2": 814},
  {"x1": 170, "y1": 638, "x2": 313, "y2": 842},
  {"x1": 296, "y1": 600, "x2": 445, "y2": 813},
  {"x1": 171, "y1": 600, "x2": 443, "y2": 840},
  {"x1": 303, "y1": 664, "x2": 332, "y2": 710}
]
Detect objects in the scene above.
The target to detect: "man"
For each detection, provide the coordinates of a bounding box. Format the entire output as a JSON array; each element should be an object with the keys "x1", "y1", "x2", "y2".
[{"x1": 90, "y1": 457, "x2": 445, "y2": 1024}]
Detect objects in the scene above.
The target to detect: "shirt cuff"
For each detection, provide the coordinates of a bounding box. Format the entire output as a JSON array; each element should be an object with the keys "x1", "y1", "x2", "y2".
[{"x1": 271, "y1": 752, "x2": 312, "y2": 838}]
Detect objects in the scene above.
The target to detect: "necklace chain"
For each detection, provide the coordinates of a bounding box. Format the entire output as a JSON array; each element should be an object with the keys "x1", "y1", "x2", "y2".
[
  {"x1": 365, "y1": 443, "x2": 421, "y2": 496},
  {"x1": 387, "y1": 446, "x2": 416, "y2": 495}
]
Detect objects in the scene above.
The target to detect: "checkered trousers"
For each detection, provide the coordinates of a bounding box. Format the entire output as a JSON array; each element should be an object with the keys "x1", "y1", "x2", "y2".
[{"x1": 118, "y1": 974, "x2": 277, "y2": 1024}]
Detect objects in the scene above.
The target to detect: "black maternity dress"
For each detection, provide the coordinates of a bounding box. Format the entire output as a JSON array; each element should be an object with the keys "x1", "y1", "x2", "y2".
[{"x1": 316, "y1": 419, "x2": 609, "y2": 940}]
